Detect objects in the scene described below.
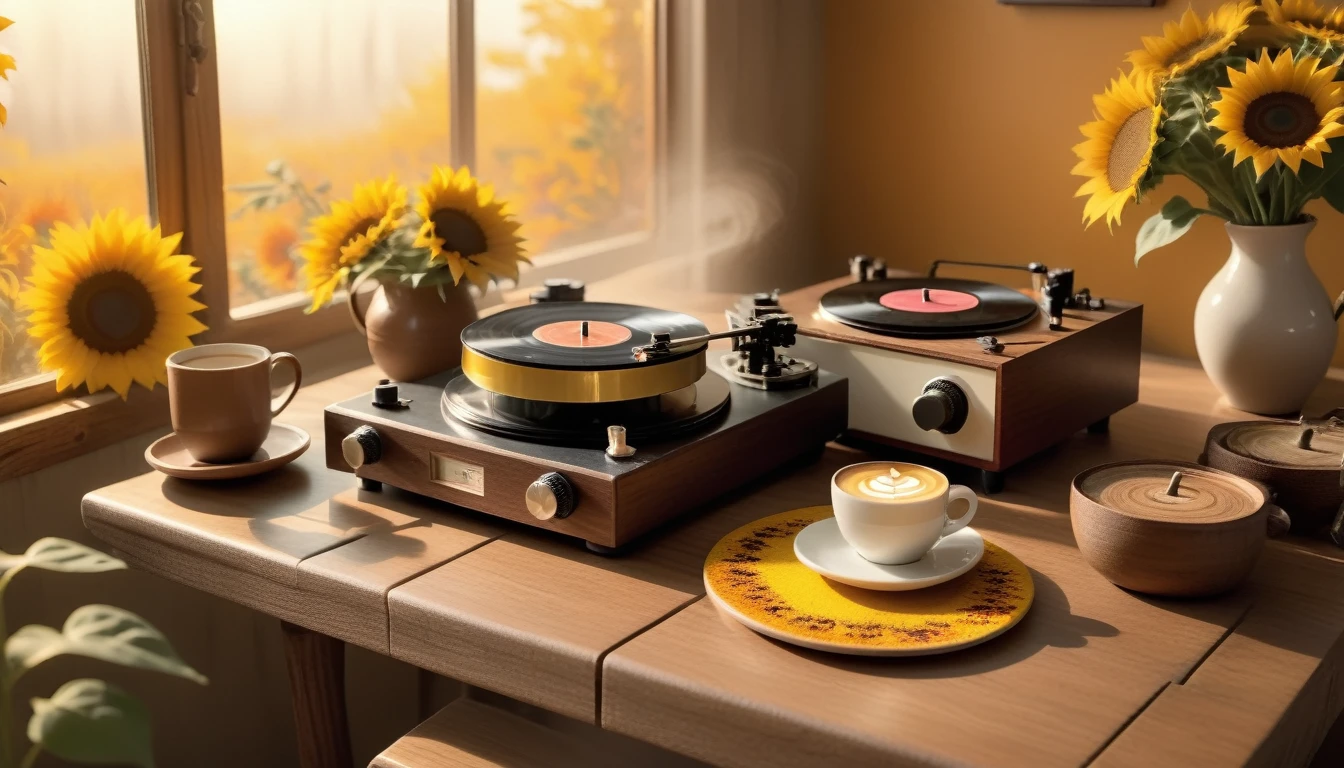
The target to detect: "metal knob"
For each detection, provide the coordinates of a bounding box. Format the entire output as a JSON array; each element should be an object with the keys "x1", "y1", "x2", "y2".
[
  {"x1": 525, "y1": 472, "x2": 576, "y2": 521},
  {"x1": 606, "y1": 425, "x2": 636, "y2": 458},
  {"x1": 912, "y1": 379, "x2": 969, "y2": 434},
  {"x1": 341, "y1": 426, "x2": 382, "y2": 469}
]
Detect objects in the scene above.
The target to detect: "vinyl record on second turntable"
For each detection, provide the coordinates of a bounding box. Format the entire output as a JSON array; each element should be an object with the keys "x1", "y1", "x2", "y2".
[
  {"x1": 819, "y1": 277, "x2": 1040, "y2": 338},
  {"x1": 460, "y1": 302, "x2": 710, "y2": 403}
]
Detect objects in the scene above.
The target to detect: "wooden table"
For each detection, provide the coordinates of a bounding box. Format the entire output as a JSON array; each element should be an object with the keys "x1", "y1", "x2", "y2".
[{"x1": 81, "y1": 344, "x2": 1344, "y2": 766}]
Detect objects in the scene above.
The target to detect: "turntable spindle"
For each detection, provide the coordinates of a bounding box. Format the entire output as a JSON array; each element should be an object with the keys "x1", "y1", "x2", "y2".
[
  {"x1": 581, "y1": 321, "x2": 590, "y2": 338},
  {"x1": 922, "y1": 288, "x2": 931, "y2": 303}
]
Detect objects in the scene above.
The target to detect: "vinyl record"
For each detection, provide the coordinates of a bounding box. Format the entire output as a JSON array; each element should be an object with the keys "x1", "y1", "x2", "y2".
[
  {"x1": 819, "y1": 278, "x2": 1040, "y2": 337},
  {"x1": 460, "y1": 302, "x2": 710, "y2": 403},
  {"x1": 462, "y1": 302, "x2": 707, "y2": 370}
]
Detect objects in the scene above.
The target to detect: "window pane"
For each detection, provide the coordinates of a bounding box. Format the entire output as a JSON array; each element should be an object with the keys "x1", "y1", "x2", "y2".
[
  {"x1": 0, "y1": 0, "x2": 149, "y2": 390},
  {"x1": 477, "y1": 0, "x2": 653, "y2": 255},
  {"x1": 216, "y1": 0, "x2": 450, "y2": 312}
]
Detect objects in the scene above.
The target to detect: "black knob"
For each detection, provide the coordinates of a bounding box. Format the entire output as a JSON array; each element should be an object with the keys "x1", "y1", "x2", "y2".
[
  {"x1": 341, "y1": 425, "x2": 382, "y2": 469},
  {"x1": 525, "y1": 472, "x2": 576, "y2": 521},
  {"x1": 373, "y1": 379, "x2": 399, "y2": 407},
  {"x1": 912, "y1": 379, "x2": 968, "y2": 434},
  {"x1": 530, "y1": 278, "x2": 585, "y2": 303}
]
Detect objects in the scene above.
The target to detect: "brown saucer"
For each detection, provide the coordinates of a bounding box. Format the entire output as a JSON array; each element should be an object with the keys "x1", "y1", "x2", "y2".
[{"x1": 145, "y1": 423, "x2": 310, "y2": 480}]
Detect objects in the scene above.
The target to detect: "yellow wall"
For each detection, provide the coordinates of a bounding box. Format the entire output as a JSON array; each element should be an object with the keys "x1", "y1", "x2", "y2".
[{"x1": 822, "y1": 0, "x2": 1344, "y2": 364}]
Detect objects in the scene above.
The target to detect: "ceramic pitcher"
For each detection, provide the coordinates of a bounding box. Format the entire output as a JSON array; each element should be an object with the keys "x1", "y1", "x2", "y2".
[{"x1": 349, "y1": 279, "x2": 478, "y2": 382}]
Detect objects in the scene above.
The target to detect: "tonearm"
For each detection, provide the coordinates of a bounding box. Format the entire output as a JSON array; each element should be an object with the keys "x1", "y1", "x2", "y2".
[{"x1": 632, "y1": 309, "x2": 817, "y2": 390}]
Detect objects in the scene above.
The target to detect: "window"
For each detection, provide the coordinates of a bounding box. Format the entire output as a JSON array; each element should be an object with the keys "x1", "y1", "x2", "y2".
[
  {"x1": 0, "y1": 0, "x2": 150, "y2": 391},
  {"x1": 476, "y1": 0, "x2": 654, "y2": 255},
  {"x1": 215, "y1": 0, "x2": 451, "y2": 311},
  {"x1": 0, "y1": 0, "x2": 662, "y2": 415}
]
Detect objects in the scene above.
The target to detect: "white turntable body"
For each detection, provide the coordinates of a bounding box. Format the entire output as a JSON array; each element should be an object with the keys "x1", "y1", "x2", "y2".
[
  {"x1": 779, "y1": 275, "x2": 1144, "y2": 491},
  {"x1": 789, "y1": 335, "x2": 998, "y2": 461}
]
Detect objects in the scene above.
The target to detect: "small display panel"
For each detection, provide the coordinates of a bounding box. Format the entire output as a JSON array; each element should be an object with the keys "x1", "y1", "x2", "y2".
[{"x1": 430, "y1": 453, "x2": 485, "y2": 496}]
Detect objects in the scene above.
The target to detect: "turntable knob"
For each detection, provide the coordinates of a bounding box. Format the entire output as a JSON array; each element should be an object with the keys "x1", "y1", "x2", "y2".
[
  {"x1": 912, "y1": 379, "x2": 969, "y2": 434},
  {"x1": 525, "y1": 472, "x2": 576, "y2": 521},
  {"x1": 341, "y1": 426, "x2": 382, "y2": 469}
]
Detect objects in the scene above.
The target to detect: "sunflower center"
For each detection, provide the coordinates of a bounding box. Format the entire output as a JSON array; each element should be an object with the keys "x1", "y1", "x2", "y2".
[
  {"x1": 1107, "y1": 108, "x2": 1156, "y2": 192},
  {"x1": 1165, "y1": 34, "x2": 1220, "y2": 68},
  {"x1": 429, "y1": 208, "x2": 489, "y2": 258},
  {"x1": 342, "y1": 217, "x2": 381, "y2": 247},
  {"x1": 67, "y1": 270, "x2": 157, "y2": 354},
  {"x1": 1244, "y1": 92, "x2": 1320, "y2": 148}
]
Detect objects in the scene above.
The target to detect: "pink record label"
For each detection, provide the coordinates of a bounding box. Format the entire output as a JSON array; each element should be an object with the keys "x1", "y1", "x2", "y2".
[
  {"x1": 532, "y1": 320, "x2": 633, "y2": 348},
  {"x1": 879, "y1": 288, "x2": 980, "y2": 314}
]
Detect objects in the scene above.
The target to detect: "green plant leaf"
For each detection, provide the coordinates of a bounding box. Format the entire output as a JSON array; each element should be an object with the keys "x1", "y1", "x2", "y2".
[
  {"x1": 6, "y1": 605, "x2": 208, "y2": 684},
  {"x1": 19, "y1": 538, "x2": 125, "y2": 574},
  {"x1": 1135, "y1": 196, "x2": 1206, "y2": 265},
  {"x1": 28, "y1": 679, "x2": 155, "y2": 768}
]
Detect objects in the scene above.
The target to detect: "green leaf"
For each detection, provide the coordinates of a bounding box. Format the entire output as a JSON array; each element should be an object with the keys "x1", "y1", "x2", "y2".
[
  {"x1": 19, "y1": 538, "x2": 125, "y2": 574},
  {"x1": 28, "y1": 679, "x2": 155, "y2": 768},
  {"x1": 1135, "y1": 196, "x2": 1206, "y2": 265},
  {"x1": 6, "y1": 605, "x2": 208, "y2": 684}
]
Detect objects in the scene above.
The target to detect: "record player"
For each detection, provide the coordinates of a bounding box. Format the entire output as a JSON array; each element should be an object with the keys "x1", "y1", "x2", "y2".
[
  {"x1": 776, "y1": 257, "x2": 1143, "y2": 492},
  {"x1": 324, "y1": 284, "x2": 847, "y2": 552}
]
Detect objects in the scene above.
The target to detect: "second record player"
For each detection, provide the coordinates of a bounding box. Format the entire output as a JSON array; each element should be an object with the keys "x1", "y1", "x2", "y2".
[
  {"x1": 325, "y1": 295, "x2": 847, "y2": 552},
  {"x1": 777, "y1": 257, "x2": 1143, "y2": 492}
]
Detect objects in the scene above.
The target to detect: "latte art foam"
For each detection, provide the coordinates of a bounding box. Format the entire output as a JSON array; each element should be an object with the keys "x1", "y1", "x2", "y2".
[
  {"x1": 857, "y1": 469, "x2": 928, "y2": 499},
  {"x1": 835, "y1": 462, "x2": 947, "y2": 503}
]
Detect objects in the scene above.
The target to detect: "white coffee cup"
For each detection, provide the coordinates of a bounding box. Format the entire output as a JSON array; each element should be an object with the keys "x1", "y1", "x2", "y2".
[{"x1": 830, "y1": 461, "x2": 978, "y2": 565}]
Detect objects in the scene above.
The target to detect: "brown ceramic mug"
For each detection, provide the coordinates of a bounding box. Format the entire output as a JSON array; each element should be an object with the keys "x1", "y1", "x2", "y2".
[{"x1": 167, "y1": 343, "x2": 302, "y2": 463}]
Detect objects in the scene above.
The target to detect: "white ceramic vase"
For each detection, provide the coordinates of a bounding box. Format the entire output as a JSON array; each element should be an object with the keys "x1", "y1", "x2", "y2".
[{"x1": 1194, "y1": 220, "x2": 1337, "y2": 415}]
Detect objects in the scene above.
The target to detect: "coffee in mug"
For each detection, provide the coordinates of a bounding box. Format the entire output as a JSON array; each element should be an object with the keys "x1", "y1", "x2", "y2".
[
  {"x1": 167, "y1": 343, "x2": 302, "y2": 463},
  {"x1": 831, "y1": 461, "x2": 978, "y2": 565}
]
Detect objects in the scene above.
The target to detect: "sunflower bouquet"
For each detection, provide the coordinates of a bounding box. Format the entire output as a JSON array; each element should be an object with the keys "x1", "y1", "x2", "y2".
[
  {"x1": 301, "y1": 165, "x2": 526, "y2": 312},
  {"x1": 1074, "y1": 0, "x2": 1344, "y2": 260}
]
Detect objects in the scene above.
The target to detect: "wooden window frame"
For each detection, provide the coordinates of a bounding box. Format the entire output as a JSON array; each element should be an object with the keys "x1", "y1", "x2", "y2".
[{"x1": 0, "y1": 0, "x2": 680, "y2": 421}]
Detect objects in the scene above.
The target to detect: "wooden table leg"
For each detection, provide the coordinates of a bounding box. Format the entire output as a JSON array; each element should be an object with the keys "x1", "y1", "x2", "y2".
[{"x1": 281, "y1": 621, "x2": 353, "y2": 768}]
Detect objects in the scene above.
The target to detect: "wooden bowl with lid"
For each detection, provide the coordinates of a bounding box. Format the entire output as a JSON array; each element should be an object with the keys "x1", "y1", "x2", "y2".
[
  {"x1": 1202, "y1": 421, "x2": 1342, "y2": 535},
  {"x1": 1070, "y1": 461, "x2": 1290, "y2": 598}
]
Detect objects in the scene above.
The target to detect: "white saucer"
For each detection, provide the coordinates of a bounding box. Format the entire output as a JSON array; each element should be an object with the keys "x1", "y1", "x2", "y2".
[{"x1": 793, "y1": 518, "x2": 984, "y2": 591}]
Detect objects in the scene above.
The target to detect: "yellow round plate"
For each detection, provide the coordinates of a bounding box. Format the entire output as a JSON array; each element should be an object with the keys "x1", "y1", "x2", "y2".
[{"x1": 704, "y1": 506, "x2": 1034, "y2": 656}]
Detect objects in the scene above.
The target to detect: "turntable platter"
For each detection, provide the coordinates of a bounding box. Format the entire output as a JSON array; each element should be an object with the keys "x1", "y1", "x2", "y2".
[
  {"x1": 442, "y1": 371, "x2": 731, "y2": 446},
  {"x1": 460, "y1": 302, "x2": 710, "y2": 403},
  {"x1": 819, "y1": 278, "x2": 1039, "y2": 337}
]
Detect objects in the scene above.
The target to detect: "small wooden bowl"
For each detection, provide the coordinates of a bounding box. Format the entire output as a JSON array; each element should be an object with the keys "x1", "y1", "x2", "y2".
[
  {"x1": 1070, "y1": 461, "x2": 1289, "y2": 598},
  {"x1": 1202, "y1": 421, "x2": 1343, "y2": 535}
]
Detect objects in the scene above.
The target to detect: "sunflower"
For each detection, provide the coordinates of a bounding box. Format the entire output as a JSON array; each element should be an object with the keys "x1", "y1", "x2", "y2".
[
  {"x1": 17, "y1": 195, "x2": 78, "y2": 243},
  {"x1": 1127, "y1": 2, "x2": 1255, "y2": 78},
  {"x1": 0, "y1": 16, "x2": 14, "y2": 126},
  {"x1": 1072, "y1": 70, "x2": 1163, "y2": 229},
  {"x1": 413, "y1": 165, "x2": 526, "y2": 289},
  {"x1": 0, "y1": 206, "x2": 27, "y2": 301},
  {"x1": 18, "y1": 210, "x2": 207, "y2": 398},
  {"x1": 1211, "y1": 49, "x2": 1344, "y2": 178},
  {"x1": 1264, "y1": 0, "x2": 1344, "y2": 44},
  {"x1": 301, "y1": 176, "x2": 407, "y2": 311},
  {"x1": 255, "y1": 216, "x2": 299, "y2": 291},
  {"x1": 0, "y1": 206, "x2": 24, "y2": 359}
]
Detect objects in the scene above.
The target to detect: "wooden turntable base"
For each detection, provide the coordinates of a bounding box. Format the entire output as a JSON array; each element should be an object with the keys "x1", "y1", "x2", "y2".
[
  {"x1": 780, "y1": 276, "x2": 1143, "y2": 483},
  {"x1": 326, "y1": 368, "x2": 848, "y2": 550}
]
